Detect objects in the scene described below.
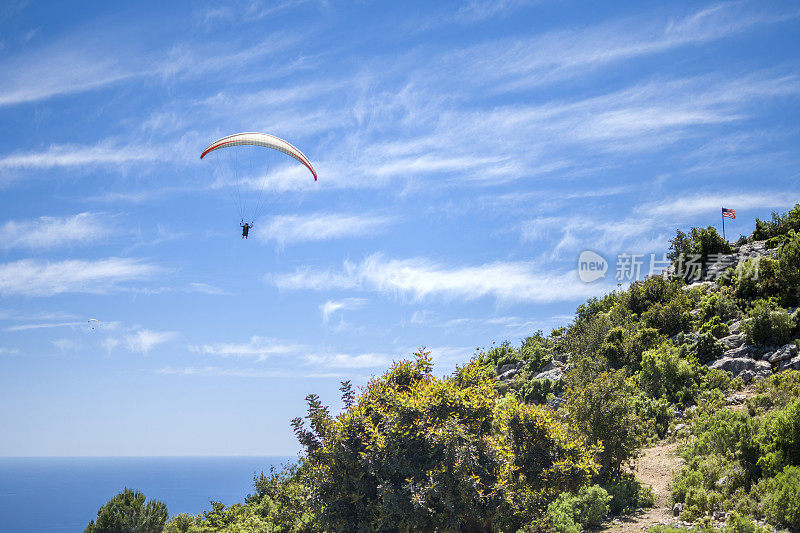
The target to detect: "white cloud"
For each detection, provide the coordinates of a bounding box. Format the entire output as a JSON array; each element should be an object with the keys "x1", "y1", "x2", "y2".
[
  {"x1": 0, "y1": 258, "x2": 162, "y2": 296},
  {"x1": 0, "y1": 142, "x2": 160, "y2": 170},
  {"x1": 124, "y1": 329, "x2": 176, "y2": 354},
  {"x1": 320, "y1": 298, "x2": 367, "y2": 324},
  {"x1": 257, "y1": 213, "x2": 395, "y2": 246},
  {"x1": 101, "y1": 337, "x2": 120, "y2": 351},
  {"x1": 0, "y1": 212, "x2": 110, "y2": 249},
  {"x1": 453, "y1": 0, "x2": 535, "y2": 23},
  {"x1": 274, "y1": 254, "x2": 608, "y2": 303},
  {"x1": 188, "y1": 282, "x2": 228, "y2": 295},
  {"x1": 190, "y1": 336, "x2": 305, "y2": 361},
  {"x1": 305, "y1": 352, "x2": 391, "y2": 368},
  {"x1": 5, "y1": 321, "x2": 85, "y2": 332},
  {"x1": 441, "y1": 3, "x2": 799, "y2": 92},
  {"x1": 51, "y1": 339, "x2": 78, "y2": 351},
  {"x1": 640, "y1": 192, "x2": 800, "y2": 218},
  {"x1": 155, "y1": 366, "x2": 346, "y2": 379},
  {"x1": 0, "y1": 347, "x2": 20, "y2": 355},
  {"x1": 0, "y1": 46, "x2": 140, "y2": 107}
]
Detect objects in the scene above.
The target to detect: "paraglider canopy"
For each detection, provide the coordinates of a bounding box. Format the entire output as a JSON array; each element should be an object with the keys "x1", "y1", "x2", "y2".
[
  {"x1": 200, "y1": 132, "x2": 318, "y2": 226},
  {"x1": 200, "y1": 132, "x2": 317, "y2": 181}
]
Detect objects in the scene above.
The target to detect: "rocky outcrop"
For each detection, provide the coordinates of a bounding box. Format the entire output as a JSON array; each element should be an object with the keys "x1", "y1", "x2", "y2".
[
  {"x1": 767, "y1": 343, "x2": 798, "y2": 365},
  {"x1": 497, "y1": 361, "x2": 526, "y2": 381},
  {"x1": 780, "y1": 353, "x2": 800, "y2": 372},
  {"x1": 708, "y1": 356, "x2": 772, "y2": 384},
  {"x1": 533, "y1": 360, "x2": 564, "y2": 381},
  {"x1": 719, "y1": 334, "x2": 744, "y2": 350},
  {"x1": 722, "y1": 344, "x2": 753, "y2": 359},
  {"x1": 670, "y1": 240, "x2": 777, "y2": 283}
]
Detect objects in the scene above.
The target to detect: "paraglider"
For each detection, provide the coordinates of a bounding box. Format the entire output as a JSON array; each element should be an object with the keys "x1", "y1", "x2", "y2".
[
  {"x1": 87, "y1": 319, "x2": 100, "y2": 330},
  {"x1": 241, "y1": 221, "x2": 252, "y2": 239},
  {"x1": 200, "y1": 132, "x2": 317, "y2": 236}
]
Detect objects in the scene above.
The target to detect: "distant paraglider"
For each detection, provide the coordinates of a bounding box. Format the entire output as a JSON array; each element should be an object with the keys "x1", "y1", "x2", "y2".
[
  {"x1": 200, "y1": 132, "x2": 317, "y2": 235},
  {"x1": 87, "y1": 319, "x2": 100, "y2": 330}
]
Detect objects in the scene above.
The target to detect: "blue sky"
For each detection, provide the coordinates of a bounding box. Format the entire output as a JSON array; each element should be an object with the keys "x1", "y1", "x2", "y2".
[{"x1": 0, "y1": 0, "x2": 798, "y2": 456}]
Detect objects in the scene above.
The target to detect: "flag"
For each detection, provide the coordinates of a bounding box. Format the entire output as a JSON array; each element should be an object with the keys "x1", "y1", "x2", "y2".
[{"x1": 722, "y1": 208, "x2": 735, "y2": 219}]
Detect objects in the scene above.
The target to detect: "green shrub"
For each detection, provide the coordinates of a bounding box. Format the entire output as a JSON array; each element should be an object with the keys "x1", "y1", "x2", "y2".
[
  {"x1": 519, "y1": 331, "x2": 553, "y2": 372},
  {"x1": 642, "y1": 300, "x2": 694, "y2": 337},
  {"x1": 721, "y1": 512, "x2": 771, "y2": 533},
  {"x1": 605, "y1": 474, "x2": 654, "y2": 514},
  {"x1": 85, "y1": 488, "x2": 168, "y2": 533},
  {"x1": 753, "y1": 204, "x2": 800, "y2": 241},
  {"x1": 757, "y1": 398, "x2": 800, "y2": 477},
  {"x1": 731, "y1": 259, "x2": 782, "y2": 305},
  {"x1": 778, "y1": 229, "x2": 800, "y2": 307},
  {"x1": 163, "y1": 513, "x2": 196, "y2": 533},
  {"x1": 742, "y1": 300, "x2": 793, "y2": 346},
  {"x1": 701, "y1": 316, "x2": 730, "y2": 339},
  {"x1": 699, "y1": 293, "x2": 740, "y2": 324},
  {"x1": 547, "y1": 493, "x2": 581, "y2": 533},
  {"x1": 292, "y1": 351, "x2": 599, "y2": 532},
  {"x1": 692, "y1": 331, "x2": 726, "y2": 365},
  {"x1": 513, "y1": 372, "x2": 562, "y2": 404},
  {"x1": 761, "y1": 465, "x2": 800, "y2": 530},
  {"x1": 703, "y1": 367, "x2": 742, "y2": 392},
  {"x1": 637, "y1": 343, "x2": 701, "y2": 406},
  {"x1": 546, "y1": 485, "x2": 611, "y2": 532},
  {"x1": 748, "y1": 370, "x2": 800, "y2": 413},
  {"x1": 632, "y1": 395, "x2": 673, "y2": 440},
  {"x1": 566, "y1": 370, "x2": 644, "y2": 480}
]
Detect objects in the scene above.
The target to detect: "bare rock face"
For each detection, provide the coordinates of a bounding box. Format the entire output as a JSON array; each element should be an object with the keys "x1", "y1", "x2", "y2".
[
  {"x1": 769, "y1": 344, "x2": 799, "y2": 365},
  {"x1": 708, "y1": 356, "x2": 771, "y2": 383},
  {"x1": 753, "y1": 360, "x2": 773, "y2": 383},
  {"x1": 533, "y1": 361, "x2": 564, "y2": 382},
  {"x1": 719, "y1": 334, "x2": 744, "y2": 350},
  {"x1": 738, "y1": 370, "x2": 755, "y2": 384},
  {"x1": 497, "y1": 361, "x2": 526, "y2": 378},
  {"x1": 722, "y1": 344, "x2": 753, "y2": 359},
  {"x1": 498, "y1": 369, "x2": 517, "y2": 381},
  {"x1": 780, "y1": 353, "x2": 800, "y2": 372}
]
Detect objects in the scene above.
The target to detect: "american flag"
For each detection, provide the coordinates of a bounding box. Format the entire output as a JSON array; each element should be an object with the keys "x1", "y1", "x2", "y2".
[{"x1": 722, "y1": 208, "x2": 736, "y2": 219}]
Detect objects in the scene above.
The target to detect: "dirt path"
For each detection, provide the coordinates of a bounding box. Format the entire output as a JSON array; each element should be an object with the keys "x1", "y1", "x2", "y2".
[{"x1": 600, "y1": 441, "x2": 683, "y2": 532}]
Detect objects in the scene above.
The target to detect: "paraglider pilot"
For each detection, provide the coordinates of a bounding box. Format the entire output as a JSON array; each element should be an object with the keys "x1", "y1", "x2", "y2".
[{"x1": 240, "y1": 221, "x2": 252, "y2": 239}]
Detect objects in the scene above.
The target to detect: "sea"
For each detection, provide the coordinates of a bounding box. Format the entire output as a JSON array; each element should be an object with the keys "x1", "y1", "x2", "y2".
[{"x1": 0, "y1": 456, "x2": 292, "y2": 532}]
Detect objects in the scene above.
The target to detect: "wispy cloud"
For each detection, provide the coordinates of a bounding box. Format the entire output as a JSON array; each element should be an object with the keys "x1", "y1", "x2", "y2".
[
  {"x1": 320, "y1": 297, "x2": 367, "y2": 324},
  {"x1": 0, "y1": 142, "x2": 160, "y2": 171},
  {"x1": 0, "y1": 22, "x2": 304, "y2": 107},
  {"x1": 5, "y1": 321, "x2": 85, "y2": 332},
  {"x1": 0, "y1": 258, "x2": 163, "y2": 296},
  {"x1": 274, "y1": 253, "x2": 608, "y2": 303},
  {"x1": 639, "y1": 191, "x2": 800, "y2": 218},
  {"x1": 189, "y1": 336, "x2": 305, "y2": 361},
  {"x1": 257, "y1": 213, "x2": 396, "y2": 246},
  {"x1": 453, "y1": 0, "x2": 537, "y2": 24},
  {"x1": 187, "y1": 282, "x2": 229, "y2": 295},
  {"x1": 155, "y1": 365, "x2": 346, "y2": 379},
  {"x1": 0, "y1": 212, "x2": 111, "y2": 249},
  {"x1": 0, "y1": 46, "x2": 140, "y2": 107},
  {"x1": 51, "y1": 338, "x2": 78, "y2": 352},
  {"x1": 305, "y1": 352, "x2": 391, "y2": 368},
  {"x1": 124, "y1": 329, "x2": 176, "y2": 353},
  {"x1": 439, "y1": 2, "x2": 800, "y2": 92}
]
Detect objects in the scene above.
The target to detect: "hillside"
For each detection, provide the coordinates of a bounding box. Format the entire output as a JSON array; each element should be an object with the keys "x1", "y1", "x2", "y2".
[{"x1": 88, "y1": 205, "x2": 800, "y2": 533}]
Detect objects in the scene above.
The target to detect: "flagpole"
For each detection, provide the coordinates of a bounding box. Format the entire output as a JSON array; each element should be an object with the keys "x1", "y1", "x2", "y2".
[{"x1": 722, "y1": 208, "x2": 726, "y2": 242}]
